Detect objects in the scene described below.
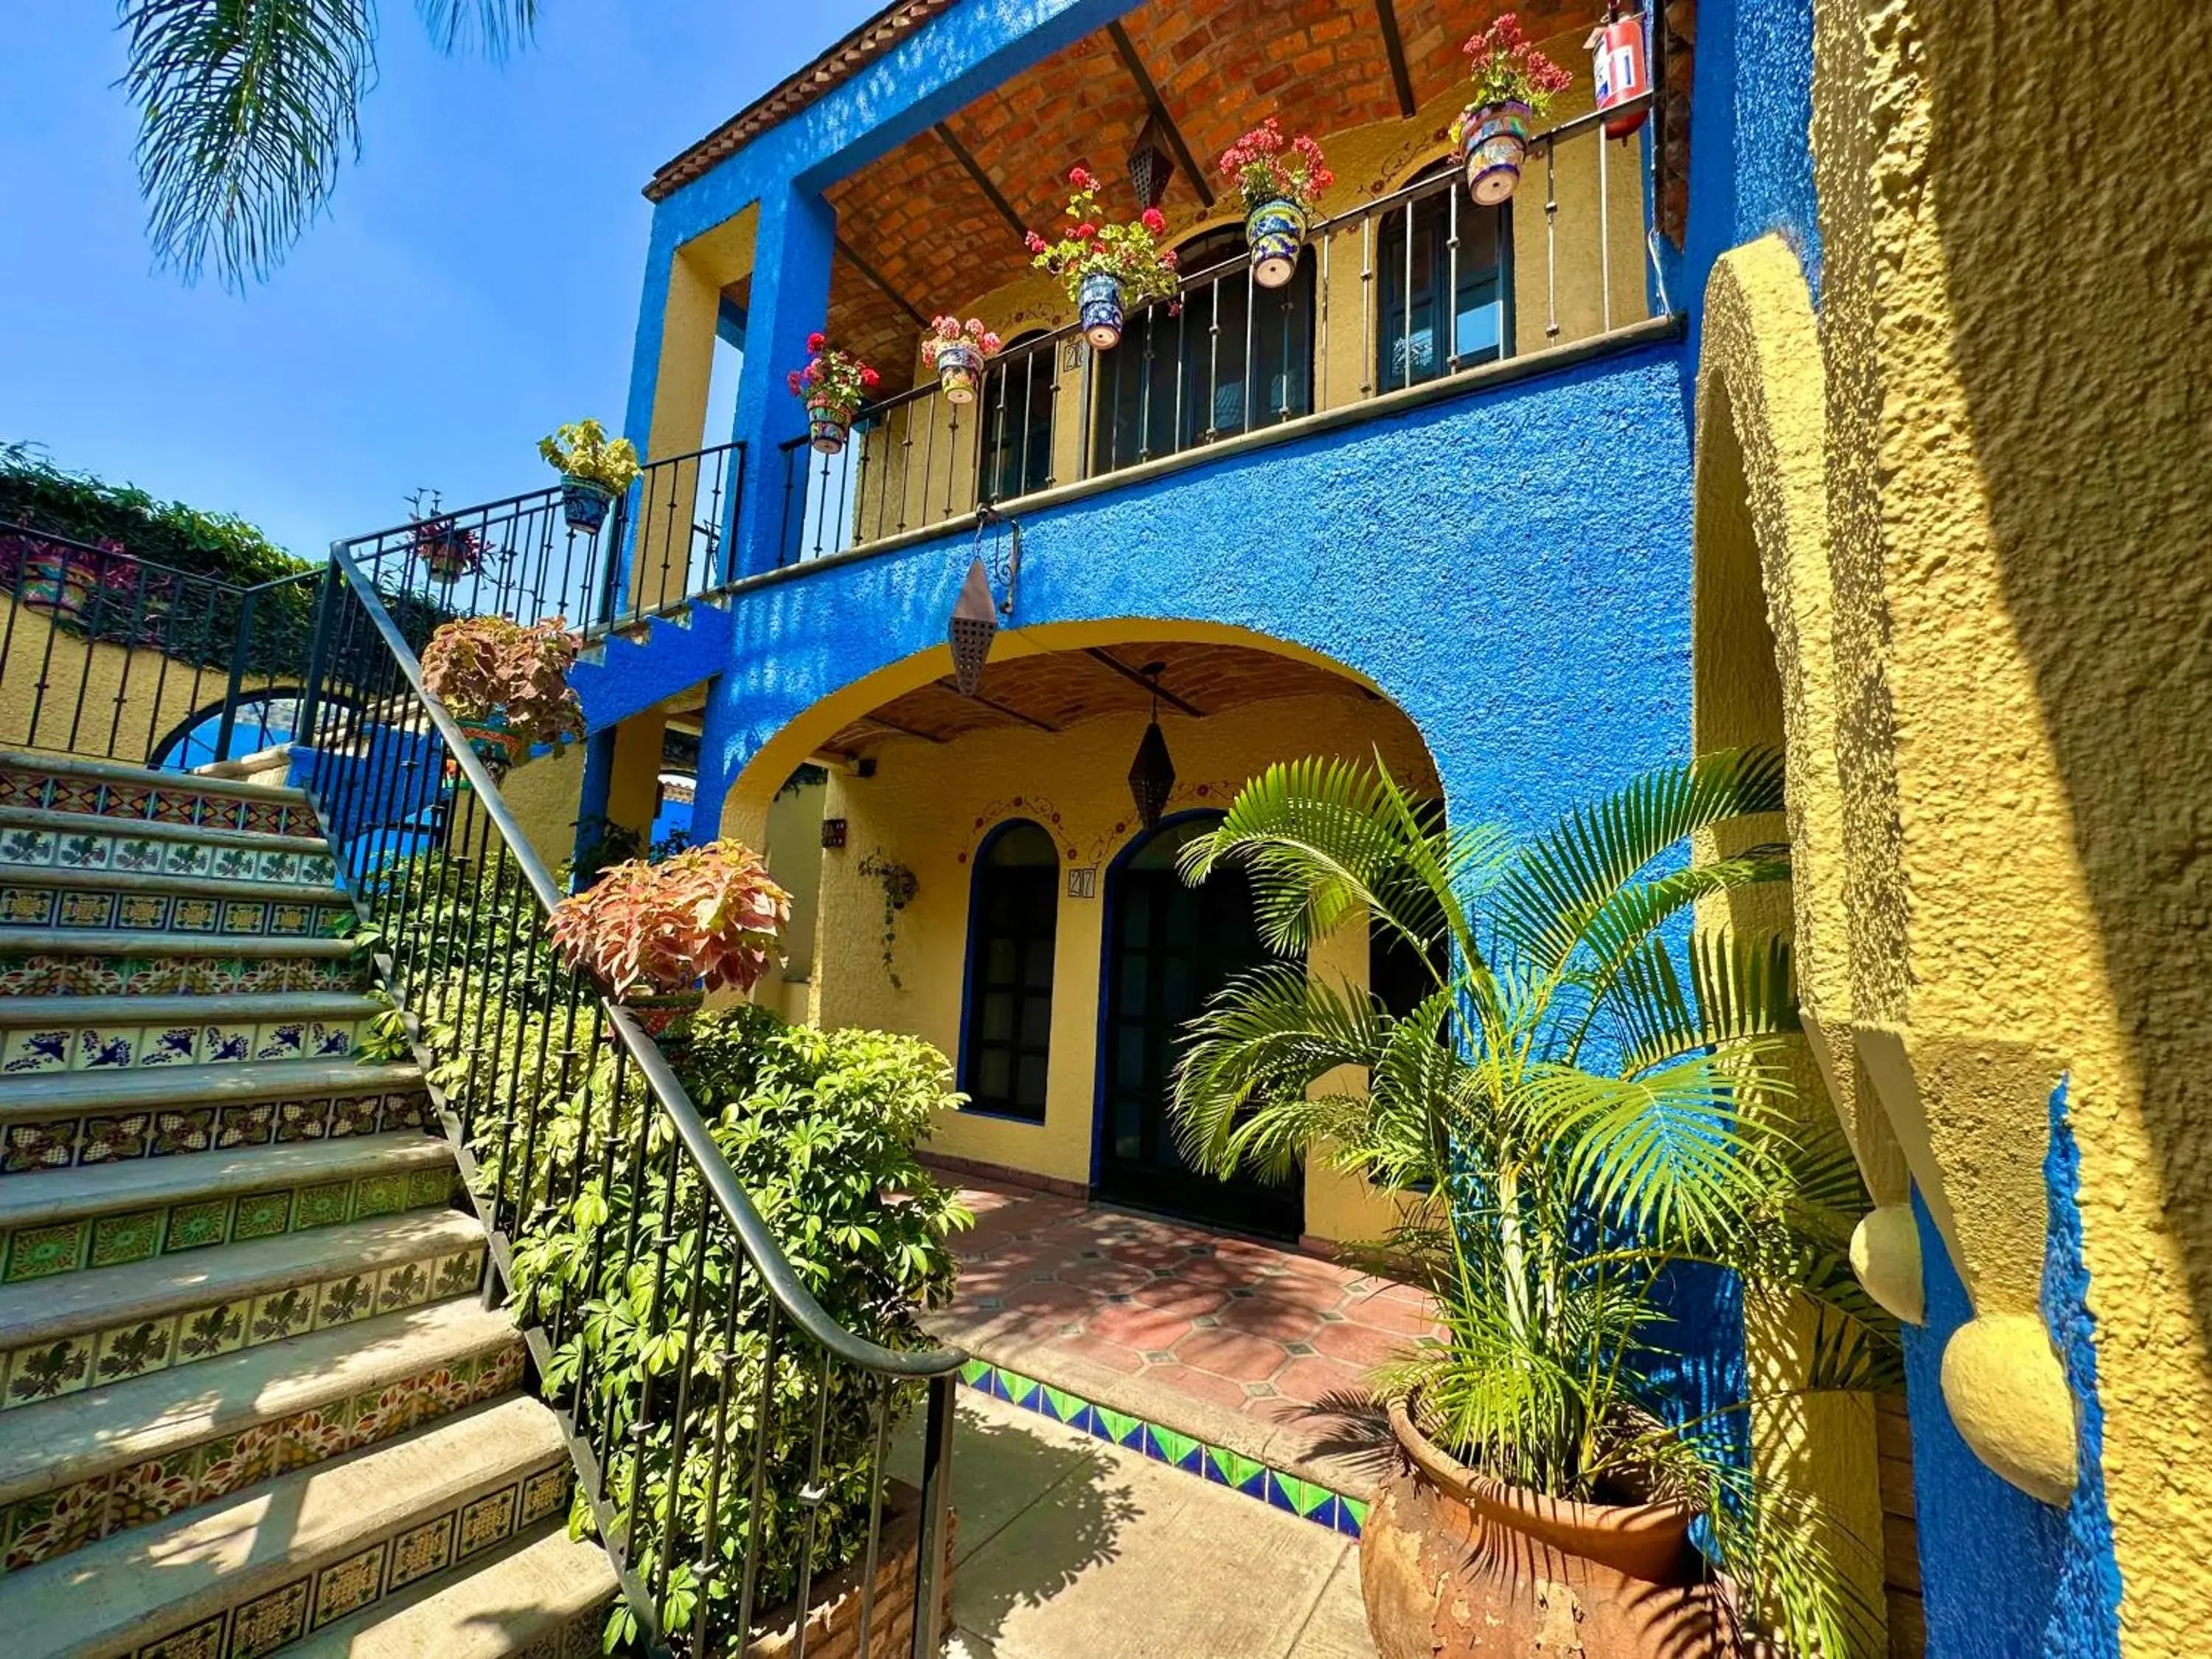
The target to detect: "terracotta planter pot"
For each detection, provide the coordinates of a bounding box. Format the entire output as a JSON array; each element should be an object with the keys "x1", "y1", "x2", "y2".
[
  {"x1": 742, "y1": 1480, "x2": 954, "y2": 1659},
  {"x1": 1459, "y1": 100, "x2": 1534, "y2": 206},
  {"x1": 619, "y1": 987, "x2": 704, "y2": 1040},
  {"x1": 1360, "y1": 1399, "x2": 1733, "y2": 1658}
]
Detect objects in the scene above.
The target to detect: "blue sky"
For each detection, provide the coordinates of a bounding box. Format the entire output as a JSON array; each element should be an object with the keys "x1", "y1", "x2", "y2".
[{"x1": 1, "y1": 1, "x2": 883, "y2": 559}]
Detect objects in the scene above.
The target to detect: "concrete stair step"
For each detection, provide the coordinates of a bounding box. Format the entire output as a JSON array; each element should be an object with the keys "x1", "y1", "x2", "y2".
[
  {"x1": 0, "y1": 1394, "x2": 573, "y2": 1658},
  {"x1": 1, "y1": 1057, "x2": 423, "y2": 1121},
  {"x1": 285, "y1": 1523, "x2": 618, "y2": 1659},
  {"x1": 0, "y1": 992, "x2": 384, "y2": 1077},
  {"x1": 0, "y1": 1300, "x2": 526, "y2": 1577},
  {"x1": 0, "y1": 1132, "x2": 454, "y2": 1290},
  {"x1": 0, "y1": 1208, "x2": 486, "y2": 1410}
]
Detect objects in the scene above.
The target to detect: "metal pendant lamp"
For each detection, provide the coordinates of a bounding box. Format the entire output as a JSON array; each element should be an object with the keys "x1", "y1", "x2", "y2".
[
  {"x1": 948, "y1": 557, "x2": 997, "y2": 696},
  {"x1": 1127, "y1": 662, "x2": 1176, "y2": 832},
  {"x1": 1128, "y1": 114, "x2": 1175, "y2": 211}
]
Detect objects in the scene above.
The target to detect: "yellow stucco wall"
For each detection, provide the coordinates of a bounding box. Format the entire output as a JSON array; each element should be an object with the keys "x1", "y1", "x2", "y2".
[
  {"x1": 1690, "y1": 0, "x2": 2212, "y2": 1621},
  {"x1": 782, "y1": 680, "x2": 1433, "y2": 1245},
  {"x1": 0, "y1": 596, "x2": 282, "y2": 766}
]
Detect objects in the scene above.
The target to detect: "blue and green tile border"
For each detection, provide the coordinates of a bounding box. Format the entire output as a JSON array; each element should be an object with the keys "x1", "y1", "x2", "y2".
[{"x1": 957, "y1": 1359, "x2": 1366, "y2": 1538}]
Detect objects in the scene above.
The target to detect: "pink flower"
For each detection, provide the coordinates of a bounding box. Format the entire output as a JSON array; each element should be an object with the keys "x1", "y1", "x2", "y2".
[
  {"x1": 1024, "y1": 230, "x2": 1048, "y2": 254},
  {"x1": 1161, "y1": 247, "x2": 1179, "y2": 268},
  {"x1": 1074, "y1": 222, "x2": 1097, "y2": 241},
  {"x1": 1140, "y1": 207, "x2": 1166, "y2": 234},
  {"x1": 981, "y1": 332, "x2": 1002, "y2": 355},
  {"x1": 786, "y1": 369, "x2": 801, "y2": 394},
  {"x1": 860, "y1": 366, "x2": 880, "y2": 389},
  {"x1": 1068, "y1": 165, "x2": 1095, "y2": 189},
  {"x1": 807, "y1": 330, "x2": 827, "y2": 352}
]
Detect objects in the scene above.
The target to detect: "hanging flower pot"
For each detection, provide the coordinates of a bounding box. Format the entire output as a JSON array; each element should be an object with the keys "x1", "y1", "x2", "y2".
[
  {"x1": 788, "y1": 335, "x2": 880, "y2": 456},
  {"x1": 448, "y1": 712, "x2": 528, "y2": 788},
  {"x1": 540, "y1": 420, "x2": 640, "y2": 534},
  {"x1": 1458, "y1": 100, "x2": 1535, "y2": 206},
  {"x1": 619, "y1": 987, "x2": 705, "y2": 1040},
  {"x1": 414, "y1": 522, "x2": 483, "y2": 587},
  {"x1": 806, "y1": 395, "x2": 858, "y2": 456},
  {"x1": 1078, "y1": 272, "x2": 1127, "y2": 350},
  {"x1": 1220, "y1": 121, "x2": 1333, "y2": 291},
  {"x1": 21, "y1": 551, "x2": 99, "y2": 622},
  {"x1": 560, "y1": 476, "x2": 615, "y2": 533},
  {"x1": 1450, "y1": 16, "x2": 1572, "y2": 208},
  {"x1": 925, "y1": 316, "x2": 1003, "y2": 406},
  {"x1": 1244, "y1": 198, "x2": 1310, "y2": 289}
]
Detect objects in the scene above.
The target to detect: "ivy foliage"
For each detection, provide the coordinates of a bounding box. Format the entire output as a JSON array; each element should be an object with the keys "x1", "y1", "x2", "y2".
[{"x1": 1, "y1": 442, "x2": 307, "y2": 585}]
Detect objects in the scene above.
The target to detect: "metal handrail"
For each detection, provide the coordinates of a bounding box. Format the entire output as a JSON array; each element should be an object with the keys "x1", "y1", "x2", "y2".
[{"x1": 327, "y1": 538, "x2": 967, "y2": 1377}]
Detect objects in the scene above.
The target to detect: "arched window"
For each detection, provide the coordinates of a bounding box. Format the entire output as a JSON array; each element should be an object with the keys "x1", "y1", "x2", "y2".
[
  {"x1": 976, "y1": 330, "x2": 1057, "y2": 506},
  {"x1": 1091, "y1": 226, "x2": 1317, "y2": 473},
  {"x1": 1377, "y1": 162, "x2": 1512, "y2": 392},
  {"x1": 960, "y1": 821, "x2": 1060, "y2": 1121},
  {"x1": 148, "y1": 689, "x2": 308, "y2": 773}
]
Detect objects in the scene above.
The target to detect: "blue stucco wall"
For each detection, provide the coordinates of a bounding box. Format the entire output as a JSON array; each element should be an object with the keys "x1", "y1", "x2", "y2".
[
  {"x1": 691, "y1": 341, "x2": 1695, "y2": 847},
  {"x1": 1902, "y1": 1080, "x2": 2122, "y2": 1658},
  {"x1": 1680, "y1": 0, "x2": 1821, "y2": 361}
]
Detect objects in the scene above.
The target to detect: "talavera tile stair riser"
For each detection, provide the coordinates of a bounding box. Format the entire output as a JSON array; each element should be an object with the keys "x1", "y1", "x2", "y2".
[
  {"x1": 125, "y1": 1458, "x2": 572, "y2": 1659},
  {"x1": 0, "y1": 885, "x2": 349, "y2": 939},
  {"x1": 0, "y1": 766, "x2": 321, "y2": 839},
  {"x1": 0, "y1": 1015, "x2": 369, "y2": 1075},
  {"x1": 956, "y1": 1359, "x2": 1366, "y2": 1537},
  {"x1": 0, "y1": 1164, "x2": 455, "y2": 1284},
  {"x1": 0, "y1": 952, "x2": 363, "y2": 999},
  {"x1": 1, "y1": 1091, "x2": 432, "y2": 1178},
  {"x1": 0, "y1": 1242, "x2": 487, "y2": 1413},
  {"x1": 0, "y1": 823, "x2": 338, "y2": 886},
  {"x1": 0, "y1": 1343, "x2": 526, "y2": 1576}
]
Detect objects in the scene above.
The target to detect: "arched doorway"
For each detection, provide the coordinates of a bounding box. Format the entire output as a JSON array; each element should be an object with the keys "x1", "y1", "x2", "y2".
[{"x1": 1096, "y1": 812, "x2": 1303, "y2": 1239}]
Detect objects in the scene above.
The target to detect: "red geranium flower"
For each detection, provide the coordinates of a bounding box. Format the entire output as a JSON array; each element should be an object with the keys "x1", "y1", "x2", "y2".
[
  {"x1": 1074, "y1": 222, "x2": 1097, "y2": 240},
  {"x1": 1068, "y1": 165, "x2": 1095, "y2": 189},
  {"x1": 1140, "y1": 207, "x2": 1166, "y2": 234},
  {"x1": 860, "y1": 366, "x2": 881, "y2": 389},
  {"x1": 807, "y1": 330, "x2": 827, "y2": 352},
  {"x1": 1024, "y1": 230, "x2": 1048, "y2": 254}
]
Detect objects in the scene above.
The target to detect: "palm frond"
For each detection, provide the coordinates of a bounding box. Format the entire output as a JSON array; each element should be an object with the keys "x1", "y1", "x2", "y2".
[
  {"x1": 1169, "y1": 964, "x2": 1385, "y2": 1176},
  {"x1": 122, "y1": 0, "x2": 378, "y2": 287},
  {"x1": 1521, "y1": 1055, "x2": 1794, "y2": 1244},
  {"x1": 1611, "y1": 931, "x2": 1802, "y2": 1078},
  {"x1": 415, "y1": 0, "x2": 537, "y2": 55},
  {"x1": 1492, "y1": 748, "x2": 1788, "y2": 977}
]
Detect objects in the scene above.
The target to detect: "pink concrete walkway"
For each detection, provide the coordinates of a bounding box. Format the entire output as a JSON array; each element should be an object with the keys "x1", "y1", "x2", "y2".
[{"x1": 927, "y1": 1178, "x2": 1440, "y2": 1496}]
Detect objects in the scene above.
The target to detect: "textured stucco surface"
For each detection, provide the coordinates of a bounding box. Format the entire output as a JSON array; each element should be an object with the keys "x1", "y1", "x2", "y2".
[
  {"x1": 1803, "y1": 0, "x2": 2212, "y2": 1639},
  {"x1": 697, "y1": 343, "x2": 1696, "y2": 850}
]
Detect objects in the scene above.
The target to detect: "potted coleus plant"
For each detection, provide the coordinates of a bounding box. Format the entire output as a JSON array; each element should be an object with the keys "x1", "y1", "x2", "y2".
[
  {"x1": 1450, "y1": 13, "x2": 1573, "y2": 206},
  {"x1": 1218, "y1": 119, "x2": 1335, "y2": 290},
  {"x1": 1172, "y1": 753, "x2": 1896, "y2": 1659},
  {"x1": 925, "y1": 316, "x2": 1003, "y2": 405},
  {"x1": 410, "y1": 515, "x2": 484, "y2": 586},
  {"x1": 547, "y1": 840, "x2": 791, "y2": 1037},
  {"x1": 787, "y1": 333, "x2": 880, "y2": 456},
  {"x1": 1026, "y1": 167, "x2": 1180, "y2": 350},
  {"x1": 420, "y1": 614, "x2": 586, "y2": 785},
  {"x1": 538, "y1": 419, "x2": 641, "y2": 534}
]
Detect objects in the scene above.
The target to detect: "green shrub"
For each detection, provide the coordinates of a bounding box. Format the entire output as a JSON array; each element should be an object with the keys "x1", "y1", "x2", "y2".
[
  {"x1": 508, "y1": 1004, "x2": 969, "y2": 1651},
  {"x1": 1, "y1": 442, "x2": 308, "y2": 585}
]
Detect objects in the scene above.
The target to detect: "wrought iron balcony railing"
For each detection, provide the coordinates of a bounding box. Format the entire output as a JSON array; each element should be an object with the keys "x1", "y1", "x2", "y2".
[{"x1": 779, "y1": 92, "x2": 1667, "y2": 569}]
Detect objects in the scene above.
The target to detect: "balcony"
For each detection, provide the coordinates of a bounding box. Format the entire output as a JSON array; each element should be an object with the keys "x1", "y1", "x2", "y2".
[{"x1": 776, "y1": 92, "x2": 1670, "y2": 569}]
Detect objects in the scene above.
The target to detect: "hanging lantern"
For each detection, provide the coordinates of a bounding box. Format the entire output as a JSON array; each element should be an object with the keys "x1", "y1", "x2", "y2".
[
  {"x1": 1127, "y1": 114, "x2": 1175, "y2": 212},
  {"x1": 948, "y1": 557, "x2": 998, "y2": 695},
  {"x1": 1126, "y1": 663, "x2": 1176, "y2": 832},
  {"x1": 1587, "y1": 10, "x2": 1649, "y2": 139}
]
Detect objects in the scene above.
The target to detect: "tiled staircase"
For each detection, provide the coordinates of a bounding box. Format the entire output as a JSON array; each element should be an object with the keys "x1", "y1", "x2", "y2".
[{"x1": 0, "y1": 751, "x2": 616, "y2": 1658}]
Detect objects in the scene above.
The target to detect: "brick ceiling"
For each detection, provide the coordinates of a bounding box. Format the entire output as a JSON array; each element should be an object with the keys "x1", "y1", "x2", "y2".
[
  {"x1": 820, "y1": 0, "x2": 1595, "y2": 392},
  {"x1": 816, "y1": 639, "x2": 1382, "y2": 757}
]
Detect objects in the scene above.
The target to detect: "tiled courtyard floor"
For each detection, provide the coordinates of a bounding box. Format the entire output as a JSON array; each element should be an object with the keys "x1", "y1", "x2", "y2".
[{"x1": 925, "y1": 1178, "x2": 1440, "y2": 1502}]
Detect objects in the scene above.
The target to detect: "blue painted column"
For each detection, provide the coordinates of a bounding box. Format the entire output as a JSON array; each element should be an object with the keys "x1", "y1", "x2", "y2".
[{"x1": 726, "y1": 183, "x2": 840, "y2": 584}]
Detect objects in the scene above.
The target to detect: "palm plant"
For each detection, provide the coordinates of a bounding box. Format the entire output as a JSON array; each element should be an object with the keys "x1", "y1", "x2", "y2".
[
  {"x1": 117, "y1": 1, "x2": 538, "y2": 288},
  {"x1": 1171, "y1": 749, "x2": 1899, "y2": 1657}
]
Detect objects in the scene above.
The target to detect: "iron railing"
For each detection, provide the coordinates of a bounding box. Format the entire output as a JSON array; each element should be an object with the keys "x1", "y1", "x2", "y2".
[
  {"x1": 780, "y1": 91, "x2": 1663, "y2": 566},
  {"x1": 0, "y1": 523, "x2": 323, "y2": 766},
  {"x1": 293, "y1": 544, "x2": 961, "y2": 1657},
  {"x1": 341, "y1": 442, "x2": 743, "y2": 636}
]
